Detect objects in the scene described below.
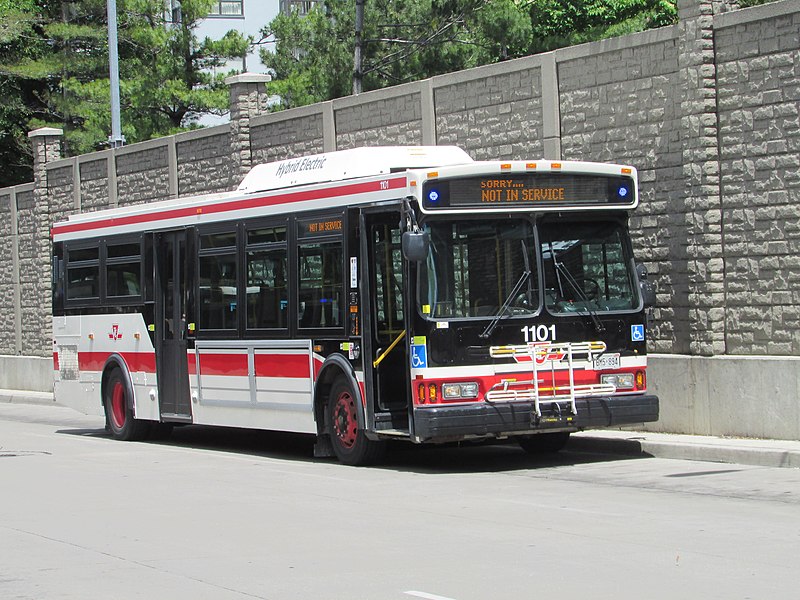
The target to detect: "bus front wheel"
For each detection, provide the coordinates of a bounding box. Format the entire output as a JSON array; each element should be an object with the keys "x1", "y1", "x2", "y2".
[
  {"x1": 104, "y1": 368, "x2": 151, "y2": 441},
  {"x1": 327, "y1": 376, "x2": 385, "y2": 466}
]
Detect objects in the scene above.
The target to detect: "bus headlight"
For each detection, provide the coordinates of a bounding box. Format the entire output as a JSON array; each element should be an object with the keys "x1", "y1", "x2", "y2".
[
  {"x1": 442, "y1": 382, "x2": 480, "y2": 399},
  {"x1": 601, "y1": 373, "x2": 635, "y2": 390}
]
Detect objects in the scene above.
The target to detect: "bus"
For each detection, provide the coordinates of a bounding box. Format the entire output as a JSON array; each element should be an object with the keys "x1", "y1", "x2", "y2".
[{"x1": 51, "y1": 146, "x2": 658, "y2": 465}]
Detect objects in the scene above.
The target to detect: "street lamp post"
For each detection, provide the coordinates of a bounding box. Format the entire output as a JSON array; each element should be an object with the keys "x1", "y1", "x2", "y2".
[{"x1": 107, "y1": 0, "x2": 125, "y2": 148}]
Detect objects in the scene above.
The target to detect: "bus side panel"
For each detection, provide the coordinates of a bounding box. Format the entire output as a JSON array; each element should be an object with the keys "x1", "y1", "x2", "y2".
[
  {"x1": 53, "y1": 313, "x2": 159, "y2": 421},
  {"x1": 188, "y1": 341, "x2": 318, "y2": 433}
]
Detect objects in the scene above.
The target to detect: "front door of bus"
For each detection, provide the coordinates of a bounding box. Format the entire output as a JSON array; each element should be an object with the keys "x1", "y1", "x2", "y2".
[
  {"x1": 362, "y1": 211, "x2": 409, "y2": 426},
  {"x1": 155, "y1": 230, "x2": 192, "y2": 421}
]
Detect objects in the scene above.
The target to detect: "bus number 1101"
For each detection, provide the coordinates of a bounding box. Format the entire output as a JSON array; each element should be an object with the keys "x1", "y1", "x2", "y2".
[{"x1": 521, "y1": 324, "x2": 556, "y2": 343}]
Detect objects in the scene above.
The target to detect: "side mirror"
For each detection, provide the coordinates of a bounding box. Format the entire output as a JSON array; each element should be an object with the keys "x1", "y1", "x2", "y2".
[
  {"x1": 402, "y1": 231, "x2": 429, "y2": 262},
  {"x1": 636, "y1": 263, "x2": 656, "y2": 308}
]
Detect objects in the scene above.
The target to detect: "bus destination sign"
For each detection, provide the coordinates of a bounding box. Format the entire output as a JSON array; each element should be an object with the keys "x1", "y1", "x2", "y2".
[
  {"x1": 422, "y1": 174, "x2": 635, "y2": 210},
  {"x1": 298, "y1": 215, "x2": 344, "y2": 239}
]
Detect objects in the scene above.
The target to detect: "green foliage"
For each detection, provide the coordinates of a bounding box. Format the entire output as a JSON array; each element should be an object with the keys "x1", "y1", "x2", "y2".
[
  {"x1": 527, "y1": 0, "x2": 677, "y2": 53},
  {"x1": 263, "y1": 0, "x2": 678, "y2": 110},
  {"x1": 261, "y1": 1, "x2": 356, "y2": 108},
  {"x1": 0, "y1": 0, "x2": 250, "y2": 186}
]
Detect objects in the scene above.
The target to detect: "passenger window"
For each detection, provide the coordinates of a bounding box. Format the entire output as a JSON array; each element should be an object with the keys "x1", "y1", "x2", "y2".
[
  {"x1": 246, "y1": 224, "x2": 288, "y2": 330},
  {"x1": 106, "y1": 241, "x2": 142, "y2": 298},
  {"x1": 198, "y1": 229, "x2": 238, "y2": 331},
  {"x1": 66, "y1": 246, "x2": 100, "y2": 300},
  {"x1": 298, "y1": 241, "x2": 343, "y2": 328}
]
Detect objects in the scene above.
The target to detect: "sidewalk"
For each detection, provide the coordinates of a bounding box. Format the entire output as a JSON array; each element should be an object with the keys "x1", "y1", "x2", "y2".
[
  {"x1": 0, "y1": 388, "x2": 55, "y2": 405},
  {"x1": 3, "y1": 389, "x2": 799, "y2": 468},
  {"x1": 570, "y1": 430, "x2": 800, "y2": 469}
]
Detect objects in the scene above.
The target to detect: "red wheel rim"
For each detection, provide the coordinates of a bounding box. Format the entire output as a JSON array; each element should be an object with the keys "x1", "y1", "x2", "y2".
[
  {"x1": 111, "y1": 381, "x2": 126, "y2": 429},
  {"x1": 332, "y1": 390, "x2": 358, "y2": 449}
]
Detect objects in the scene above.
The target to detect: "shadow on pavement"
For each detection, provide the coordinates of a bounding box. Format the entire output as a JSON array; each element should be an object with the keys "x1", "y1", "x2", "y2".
[{"x1": 57, "y1": 423, "x2": 644, "y2": 474}]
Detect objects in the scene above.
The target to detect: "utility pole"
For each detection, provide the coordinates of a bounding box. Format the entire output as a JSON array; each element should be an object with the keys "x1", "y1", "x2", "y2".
[
  {"x1": 353, "y1": 0, "x2": 365, "y2": 95},
  {"x1": 107, "y1": 0, "x2": 125, "y2": 148}
]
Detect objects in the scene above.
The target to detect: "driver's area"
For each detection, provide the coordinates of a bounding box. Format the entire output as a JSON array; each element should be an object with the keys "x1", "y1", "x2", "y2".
[
  {"x1": 418, "y1": 219, "x2": 539, "y2": 320},
  {"x1": 540, "y1": 218, "x2": 638, "y2": 314}
]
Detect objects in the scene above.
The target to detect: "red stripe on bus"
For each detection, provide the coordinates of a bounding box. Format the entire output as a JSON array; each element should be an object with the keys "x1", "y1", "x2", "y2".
[
  {"x1": 414, "y1": 368, "x2": 645, "y2": 405},
  {"x1": 74, "y1": 350, "x2": 320, "y2": 381},
  {"x1": 254, "y1": 353, "x2": 311, "y2": 379},
  {"x1": 77, "y1": 352, "x2": 157, "y2": 373},
  {"x1": 197, "y1": 353, "x2": 249, "y2": 377},
  {"x1": 51, "y1": 177, "x2": 407, "y2": 238}
]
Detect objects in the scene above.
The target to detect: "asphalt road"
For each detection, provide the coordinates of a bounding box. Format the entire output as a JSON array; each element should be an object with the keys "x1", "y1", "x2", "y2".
[{"x1": 2, "y1": 402, "x2": 799, "y2": 600}]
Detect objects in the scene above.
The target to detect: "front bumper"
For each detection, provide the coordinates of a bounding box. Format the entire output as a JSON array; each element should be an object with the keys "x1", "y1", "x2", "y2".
[{"x1": 412, "y1": 394, "x2": 659, "y2": 442}]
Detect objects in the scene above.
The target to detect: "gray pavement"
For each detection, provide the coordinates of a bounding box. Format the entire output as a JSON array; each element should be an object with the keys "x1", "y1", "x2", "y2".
[
  {"x1": 3, "y1": 400, "x2": 800, "y2": 600},
  {"x1": 3, "y1": 388, "x2": 799, "y2": 468}
]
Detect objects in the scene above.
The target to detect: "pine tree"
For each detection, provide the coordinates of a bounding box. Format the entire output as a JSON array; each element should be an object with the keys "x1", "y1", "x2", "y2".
[{"x1": 0, "y1": 0, "x2": 251, "y2": 186}]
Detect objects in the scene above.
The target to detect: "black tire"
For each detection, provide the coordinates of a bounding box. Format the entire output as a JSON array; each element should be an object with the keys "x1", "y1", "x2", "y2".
[
  {"x1": 327, "y1": 376, "x2": 385, "y2": 466},
  {"x1": 104, "y1": 367, "x2": 151, "y2": 441},
  {"x1": 517, "y1": 432, "x2": 570, "y2": 454}
]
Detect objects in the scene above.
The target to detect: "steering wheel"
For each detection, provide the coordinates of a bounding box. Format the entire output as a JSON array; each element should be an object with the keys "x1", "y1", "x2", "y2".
[{"x1": 581, "y1": 277, "x2": 601, "y2": 300}]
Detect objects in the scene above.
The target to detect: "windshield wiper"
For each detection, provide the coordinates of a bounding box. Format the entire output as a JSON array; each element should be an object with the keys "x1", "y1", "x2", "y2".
[
  {"x1": 551, "y1": 245, "x2": 605, "y2": 332},
  {"x1": 480, "y1": 269, "x2": 530, "y2": 339}
]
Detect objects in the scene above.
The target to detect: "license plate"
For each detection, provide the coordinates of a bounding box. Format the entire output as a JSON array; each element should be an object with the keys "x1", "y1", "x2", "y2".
[{"x1": 593, "y1": 353, "x2": 620, "y2": 370}]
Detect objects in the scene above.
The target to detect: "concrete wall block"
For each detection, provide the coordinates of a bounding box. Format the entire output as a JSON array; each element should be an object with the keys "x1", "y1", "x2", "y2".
[
  {"x1": 116, "y1": 146, "x2": 169, "y2": 176},
  {"x1": 336, "y1": 120, "x2": 423, "y2": 150},
  {"x1": 250, "y1": 114, "x2": 324, "y2": 164},
  {"x1": 117, "y1": 168, "x2": 172, "y2": 206},
  {"x1": 716, "y1": 2, "x2": 800, "y2": 355},
  {"x1": 79, "y1": 159, "x2": 107, "y2": 182},
  {"x1": 177, "y1": 132, "x2": 234, "y2": 195},
  {"x1": 335, "y1": 93, "x2": 422, "y2": 135}
]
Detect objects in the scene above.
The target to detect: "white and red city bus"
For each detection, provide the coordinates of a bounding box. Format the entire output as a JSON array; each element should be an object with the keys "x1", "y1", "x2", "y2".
[{"x1": 52, "y1": 146, "x2": 658, "y2": 465}]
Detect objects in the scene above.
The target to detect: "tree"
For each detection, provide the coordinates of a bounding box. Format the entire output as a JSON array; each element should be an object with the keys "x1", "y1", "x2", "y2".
[
  {"x1": 526, "y1": 0, "x2": 677, "y2": 54},
  {"x1": 0, "y1": 0, "x2": 41, "y2": 185},
  {"x1": 0, "y1": 0, "x2": 250, "y2": 187},
  {"x1": 262, "y1": 0, "x2": 677, "y2": 111}
]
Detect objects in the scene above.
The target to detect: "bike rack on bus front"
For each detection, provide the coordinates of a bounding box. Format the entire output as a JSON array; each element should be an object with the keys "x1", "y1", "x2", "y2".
[{"x1": 486, "y1": 341, "x2": 617, "y2": 419}]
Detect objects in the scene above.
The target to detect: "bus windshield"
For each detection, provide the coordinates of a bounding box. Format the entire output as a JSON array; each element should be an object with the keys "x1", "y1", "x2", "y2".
[
  {"x1": 540, "y1": 220, "x2": 638, "y2": 314},
  {"x1": 419, "y1": 219, "x2": 539, "y2": 319}
]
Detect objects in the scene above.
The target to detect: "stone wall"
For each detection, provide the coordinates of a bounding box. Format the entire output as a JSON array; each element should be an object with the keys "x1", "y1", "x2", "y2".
[
  {"x1": 557, "y1": 29, "x2": 684, "y2": 353},
  {"x1": 0, "y1": 0, "x2": 797, "y2": 371},
  {"x1": 715, "y1": 1, "x2": 800, "y2": 355},
  {"x1": 251, "y1": 106, "x2": 326, "y2": 164},
  {"x1": 435, "y1": 64, "x2": 545, "y2": 160},
  {"x1": 177, "y1": 128, "x2": 234, "y2": 196},
  {"x1": 336, "y1": 90, "x2": 424, "y2": 149},
  {"x1": 0, "y1": 187, "x2": 22, "y2": 355}
]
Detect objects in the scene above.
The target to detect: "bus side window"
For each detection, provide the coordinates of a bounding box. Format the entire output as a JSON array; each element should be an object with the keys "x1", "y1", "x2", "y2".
[
  {"x1": 65, "y1": 245, "x2": 100, "y2": 302},
  {"x1": 298, "y1": 241, "x2": 343, "y2": 329},
  {"x1": 247, "y1": 249, "x2": 288, "y2": 330},
  {"x1": 197, "y1": 229, "x2": 238, "y2": 332}
]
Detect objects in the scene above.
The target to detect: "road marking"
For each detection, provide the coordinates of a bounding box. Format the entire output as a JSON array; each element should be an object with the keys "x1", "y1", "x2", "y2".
[{"x1": 405, "y1": 591, "x2": 458, "y2": 600}]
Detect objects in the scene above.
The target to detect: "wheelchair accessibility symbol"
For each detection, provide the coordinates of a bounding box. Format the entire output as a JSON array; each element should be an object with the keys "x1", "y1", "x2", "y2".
[
  {"x1": 631, "y1": 324, "x2": 645, "y2": 342},
  {"x1": 410, "y1": 344, "x2": 428, "y2": 369}
]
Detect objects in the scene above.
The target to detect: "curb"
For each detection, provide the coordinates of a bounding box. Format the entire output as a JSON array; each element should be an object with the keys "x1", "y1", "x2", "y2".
[
  {"x1": 0, "y1": 389, "x2": 55, "y2": 406},
  {"x1": 569, "y1": 433, "x2": 800, "y2": 469}
]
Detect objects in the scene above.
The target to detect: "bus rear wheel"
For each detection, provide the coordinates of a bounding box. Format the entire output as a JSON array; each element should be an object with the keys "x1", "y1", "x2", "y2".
[
  {"x1": 327, "y1": 376, "x2": 385, "y2": 466},
  {"x1": 517, "y1": 432, "x2": 570, "y2": 454},
  {"x1": 104, "y1": 368, "x2": 151, "y2": 441}
]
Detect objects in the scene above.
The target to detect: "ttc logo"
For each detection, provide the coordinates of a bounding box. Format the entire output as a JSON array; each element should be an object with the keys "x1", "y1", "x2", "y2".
[{"x1": 109, "y1": 324, "x2": 123, "y2": 341}]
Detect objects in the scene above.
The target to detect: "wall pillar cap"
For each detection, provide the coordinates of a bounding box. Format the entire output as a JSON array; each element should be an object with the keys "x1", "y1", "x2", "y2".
[
  {"x1": 28, "y1": 127, "x2": 63, "y2": 138},
  {"x1": 224, "y1": 73, "x2": 272, "y2": 86}
]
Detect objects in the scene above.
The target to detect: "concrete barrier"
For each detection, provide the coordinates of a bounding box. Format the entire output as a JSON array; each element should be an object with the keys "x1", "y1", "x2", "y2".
[
  {"x1": 645, "y1": 354, "x2": 800, "y2": 441},
  {"x1": 0, "y1": 355, "x2": 54, "y2": 393}
]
